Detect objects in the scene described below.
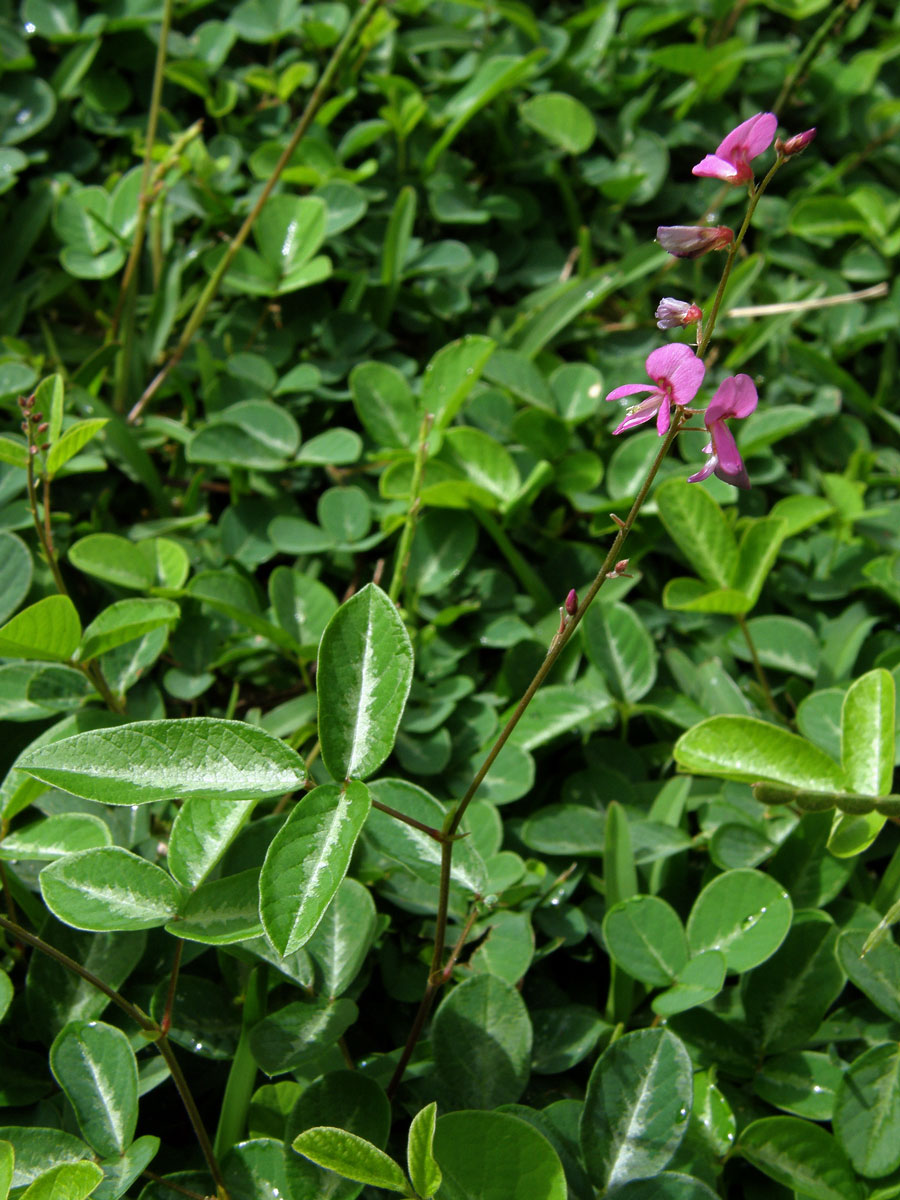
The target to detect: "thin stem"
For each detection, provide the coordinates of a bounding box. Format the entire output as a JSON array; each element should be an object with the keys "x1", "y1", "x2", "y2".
[
  {"x1": 156, "y1": 1036, "x2": 228, "y2": 1196},
  {"x1": 727, "y1": 282, "x2": 887, "y2": 317},
  {"x1": 697, "y1": 157, "x2": 783, "y2": 359},
  {"x1": 387, "y1": 423, "x2": 684, "y2": 1095},
  {"x1": 439, "y1": 903, "x2": 482, "y2": 982},
  {"x1": 388, "y1": 412, "x2": 433, "y2": 604},
  {"x1": 111, "y1": 0, "x2": 175, "y2": 413},
  {"x1": 736, "y1": 613, "x2": 779, "y2": 716},
  {"x1": 371, "y1": 799, "x2": 446, "y2": 842},
  {"x1": 128, "y1": 0, "x2": 385, "y2": 425},
  {"x1": 160, "y1": 937, "x2": 184, "y2": 1034},
  {"x1": 773, "y1": 0, "x2": 855, "y2": 117}
]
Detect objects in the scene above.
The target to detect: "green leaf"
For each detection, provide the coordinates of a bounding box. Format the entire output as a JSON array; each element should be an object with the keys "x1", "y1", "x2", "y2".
[
  {"x1": 0, "y1": 596, "x2": 81, "y2": 662},
  {"x1": 40, "y1": 847, "x2": 181, "y2": 932},
  {"x1": 582, "y1": 602, "x2": 657, "y2": 703},
  {"x1": 350, "y1": 361, "x2": 418, "y2": 450},
  {"x1": 408, "y1": 1102, "x2": 441, "y2": 1200},
  {"x1": 77, "y1": 598, "x2": 179, "y2": 662},
  {"x1": 433, "y1": 1111, "x2": 566, "y2": 1200},
  {"x1": 268, "y1": 567, "x2": 338, "y2": 653},
  {"x1": 259, "y1": 781, "x2": 371, "y2": 956},
  {"x1": 19, "y1": 718, "x2": 306, "y2": 804},
  {"x1": 655, "y1": 478, "x2": 737, "y2": 589},
  {"x1": 305, "y1": 876, "x2": 378, "y2": 998},
  {"x1": 842, "y1": 669, "x2": 895, "y2": 796},
  {"x1": 662, "y1": 578, "x2": 752, "y2": 614},
  {"x1": 292, "y1": 1128, "x2": 407, "y2": 1192},
  {"x1": 837, "y1": 928, "x2": 900, "y2": 1023},
  {"x1": 651, "y1": 951, "x2": 727, "y2": 1017},
  {"x1": 741, "y1": 911, "x2": 844, "y2": 1054},
  {"x1": 834, "y1": 1043, "x2": 900, "y2": 1177},
  {"x1": 68, "y1": 534, "x2": 154, "y2": 590},
  {"x1": 754, "y1": 1051, "x2": 843, "y2": 1121},
  {"x1": 686, "y1": 868, "x2": 793, "y2": 971},
  {"x1": 726, "y1": 616, "x2": 819, "y2": 678},
  {"x1": 317, "y1": 584, "x2": 414, "y2": 781},
  {"x1": 249, "y1": 998, "x2": 358, "y2": 1075},
  {"x1": 45, "y1": 419, "x2": 107, "y2": 479},
  {"x1": 737, "y1": 1116, "x2": 863, "y2": 1200},
  {"x1": 603, "y1": 895, "x2": 688, "y2": 987},
  {"x1": 0, "y1": 1127, "x2": 93, "y2": 1188},
  {"x1": 167, "y1": 797, "x2": 257, "y2": 889},
  {"x1": 520, "y1": 91, "x2": 595, "y2": 154},
  {"x1": 221, "y1": 1138, "x2": 313, "y2": 1200},
  {"x1": 20, "y1": 1162, "x2": 103, "y2": 1200},
  {"x1": 0, "y1": 813, "x2": 111, "y2": 861},
  {"x1": 405, "y1": 511, "x2": 478, "y2": 597},
  {"x1": 674, "y1": 716, "x2": 847, "y2": 791},
  {"x1": 255, "y1": 195, "x2": 326, "y2": 275},
  {"x1": 167, "y1": 868, "x2": 262, "y2": 945},
  {"x1": 581, "y1": 1027, "x2": 693, "y2": 1189},
  {"x1": 0, "y1": 437, "x2": 28, "y2": 468},
  {"x1": 0, "y1": 532, "x2": 32, "y2": 625},
  {"x1": 423, "y1": 336, "x2": 495, "y2": 441},
  {"x1": 828, "y1": 811, "x2": 887, "y2": 858},
  {"x1": 50, "y1": 1021, "x2": 137, "y2": 1158},
  {"x1": 432, "y1": 974, "x2": 532, "y2": 1109},
  {"x1": 731, "y1": 517, "x2": 787, "y2": 608},
  {"x1": 0, "y1": 1140, "x2": 11, "y2": 1200}
]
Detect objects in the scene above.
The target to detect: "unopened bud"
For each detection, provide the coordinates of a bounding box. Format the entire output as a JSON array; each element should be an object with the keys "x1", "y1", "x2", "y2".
[
  {"x1": 655, "y1": 298, "x2": 703, "y2": 330},
  {"x1": 40, "y1": 442, "x2": 51, "y2": 451},
  {"x1": 656, "y1": 225, "x2": 734, "y2": 259},
  {"x1": 20, "y1": 393, "x2": 35, "y2": 410},
  {"x1": 776, "y1": 128, "x2": 816, "y2": 157},
  {"x1": 615, "y1": 560, "x2": 629, "y2": 574},
  {"x1": 36, "y1": 421, "x2": 49, "y2": 434},
  {"x1": 565, "y1": 589, "x2": 578, "y2": 616},
  {"x1": 29, "y1": 445, "x2": 38, "y2": 455}
]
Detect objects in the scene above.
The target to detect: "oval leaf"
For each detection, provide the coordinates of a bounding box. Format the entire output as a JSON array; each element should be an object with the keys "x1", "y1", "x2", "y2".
[
  {"x1": 49, "y1": 1020, "x2": 138, "y2": 1157},
  {"x1": 40, "y1": 847, "x2": 181, "y2": 932},
  {"x1": 292, "y1": 1127, "x2": 407, "y2": 1192},
  {"x1": 317, "y1": 584, "x2": 414, "y2": 781}
]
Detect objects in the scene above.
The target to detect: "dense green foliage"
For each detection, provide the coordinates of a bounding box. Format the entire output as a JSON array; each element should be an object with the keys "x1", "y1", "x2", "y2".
[{"x1": 1, "y1": 0, "x2": 900, "y2": 1197}]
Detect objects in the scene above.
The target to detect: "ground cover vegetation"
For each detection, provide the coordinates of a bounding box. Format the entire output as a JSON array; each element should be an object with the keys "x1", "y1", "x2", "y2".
[{"x1": 0, "y1": 0, "x2": 899, "y2": 1196}]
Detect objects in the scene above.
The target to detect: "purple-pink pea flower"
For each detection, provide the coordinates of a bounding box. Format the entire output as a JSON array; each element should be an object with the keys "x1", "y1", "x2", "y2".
[
  {"x1": 657, "y1": 225, "x2": 734, "y2": 259},
  {"x1": 692, "y1": 112, "x2": 777, "y2": 185},
  {"x1": 688, "y1": 374, "x2": 758, "y2": 490},
  {"x1": 655, "y1": 298, "x2": 702, "y2": 330},
  {"x1": 606, "y1": 344, "x2": 705, "y2": 436}
]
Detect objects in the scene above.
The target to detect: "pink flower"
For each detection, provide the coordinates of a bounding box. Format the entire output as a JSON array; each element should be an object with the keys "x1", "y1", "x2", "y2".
[
  {"x1": 606, "y1": 344, "x2": 705, "y2": 436},
  {"x1": 688, "y1": 374, "x2": 758, "y2": 490},
  {"x1": 692, "y1": 112, "x2": 777, "y2": 185},
  {"x1": 655, "y1": 298, "x2": 702, "y2": 330},
  {"x1": 656, "y1": 225, "x2": 734, "y2": 259}
]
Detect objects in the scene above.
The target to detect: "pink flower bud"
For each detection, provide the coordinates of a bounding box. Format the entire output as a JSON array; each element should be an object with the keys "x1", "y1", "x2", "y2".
[
  {"x1": 565, "y1": 589, "x2": 578, "y2": 616},
  {"x1": 655, "y1": 298, "x2": 703, "y2": 330},
  {"x1": 656, "y1": 225, "x2": 734, "y2": 259},
  {"x1": 36, "y1": 421, "x2": 49, "y2": 434},
  {"x1": 615, "y1": 560, "x2": 629, "y2": 574},
  {"x1": 776, "y1": 128, "x2": 816, "y2": 157}
]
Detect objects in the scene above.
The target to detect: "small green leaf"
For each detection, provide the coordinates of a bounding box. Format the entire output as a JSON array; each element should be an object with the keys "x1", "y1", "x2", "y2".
[
  {"x1": 651, "y1": 951, "x2": 727, "y2": 1017},
  {"x1": 167, "y1": 797, "x2": 256, "y2": 889},
  {"x1": 754, "y1": 1051, "x2": 843, "y2": 1121},
  {"x1": 50, "y1": 1021, "x2": 138, "y2": 1158},
  {"x1": 305, "y1": 876, "x2": 378, "y2": 998},
  {"x1": 833, "y1": 1043, "x2": 900, "y2": 1177},
  {"x1": 0, "y1": 813, "x2": 111, "y2": 861},
  {"x1": 674, "y1": 716, "x2": 847, "y2": 792},
  {"x1": 350, "y1": 360, "x2": 419, "y2": 450},
  {"x1": 19, "y1": 718, "x2": 306, "y2": 804},
  {"x1": 0, "y1": 437, "x2": 28, "y2": 468},
  {"x1": 68, "y1": 533, "x2": 154, "y2": 590},
  {"x1": 656, "y1": 478, "x2": 737, "y2": 589},
  {"x1": 603, "y1": 895, "x2": 688, "y2": 987},
  {"x1": 432, "y1": 974, "x2": 532, "y2": 1110},
  {"x1": 686, "y1": 868, "x2": 792, "y2": 972},
  {"x1": 408, "y1": 1102, "x2": 441, "y2": 1200},
  {"x1": 167, "y1": 868, "x2": 262, "y2": 945},
  {"x1": 292, "y1": 1127, "x2": 408, "y2": 1192},
  {"x1": 423, "y1": 335, "x2": 495, "y2": 441},
  {"x1": 259, "y1": 781, "x2": 371, "y2": 955},
  {"x1": 837, "y1": 928, "x2": 900, "y2": 1023},
  {"x1": 250, "y1": 998, "x2": 358, "y2": 1075},
  {"x1": 582, "y1": 602, "x2": 657, "y2": 704},
  {"x1": 77, "y1": 598, "x2": 179, "y2": 662},
  {"x1": 0, "y1": 596, "x2": 81, "y2": 662},
  {"x1": 737, "y1": 1116, "x2": 862, "y2": 1200},
  {"x1": 40, "y1": 847, "x2": 181, "y2": 932},
  {"x1": 730, "y1": 517, "x2": 787, "y2": 607},
  {"x1": 19, "y1": 1161, "x2": 103, "y2": 1200},
  {"x1": 520, "y1": 91, "x2": 595, "y2": 154},
  {"x1": 0, "y1": 1140, "x2": 12, "y2": 1200},
  {"x1": 581, "y1": 1027, "x2": 693, "y2": 1189},
  {"x1": 317, "y1": 584, "x2": 414, "y2": 781},
  {"x1": 433, "y1": 1110, "x2": 566, "y2": 1200},
  {"x1": 45, "y1": 419, "x2": 107, "y2": 478},
  {"x1": 842, "y1": 669, "x2": 895, "y2": 797}
]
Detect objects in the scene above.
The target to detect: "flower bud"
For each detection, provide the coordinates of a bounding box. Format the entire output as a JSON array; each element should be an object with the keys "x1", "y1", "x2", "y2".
[
  {"x1": 775, "y1": 128, "x2": 816, "y2": 157},
  {"x1": 36, "y1": 421, "x2": 49, "y2": 434},
  {"x1": 565, "y1": 589, "x2": 578, "y2": 616},
  {"x1": 656, "y1": 225, "x2": 734, "y2": 259},
  {"x1": 655, "y1": 298, "x2": 703, "y2": 330},
  {"x1": 615, "y1": 560, "x2": 629, "y2": 574}
]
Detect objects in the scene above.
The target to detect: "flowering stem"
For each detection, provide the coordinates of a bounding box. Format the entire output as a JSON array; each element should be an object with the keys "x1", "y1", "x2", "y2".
[
  {"x1": 697, "y1": 157, "x2": 783, "y2": 359},
  {"x1": 388, "y1": 417, "x2": 685, "y2": 1096},
  {"x1": 773, "y1": 0, "x2": 856, "y2": 117}
]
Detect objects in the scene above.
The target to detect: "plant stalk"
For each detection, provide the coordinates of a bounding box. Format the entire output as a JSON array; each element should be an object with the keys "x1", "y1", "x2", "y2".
[
  {"x1": 388, "y1": 411, "x2": 434, "y2": 604},
  {"x1": 128, "y1": 0, "x2": 385, "y2": 425}
]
